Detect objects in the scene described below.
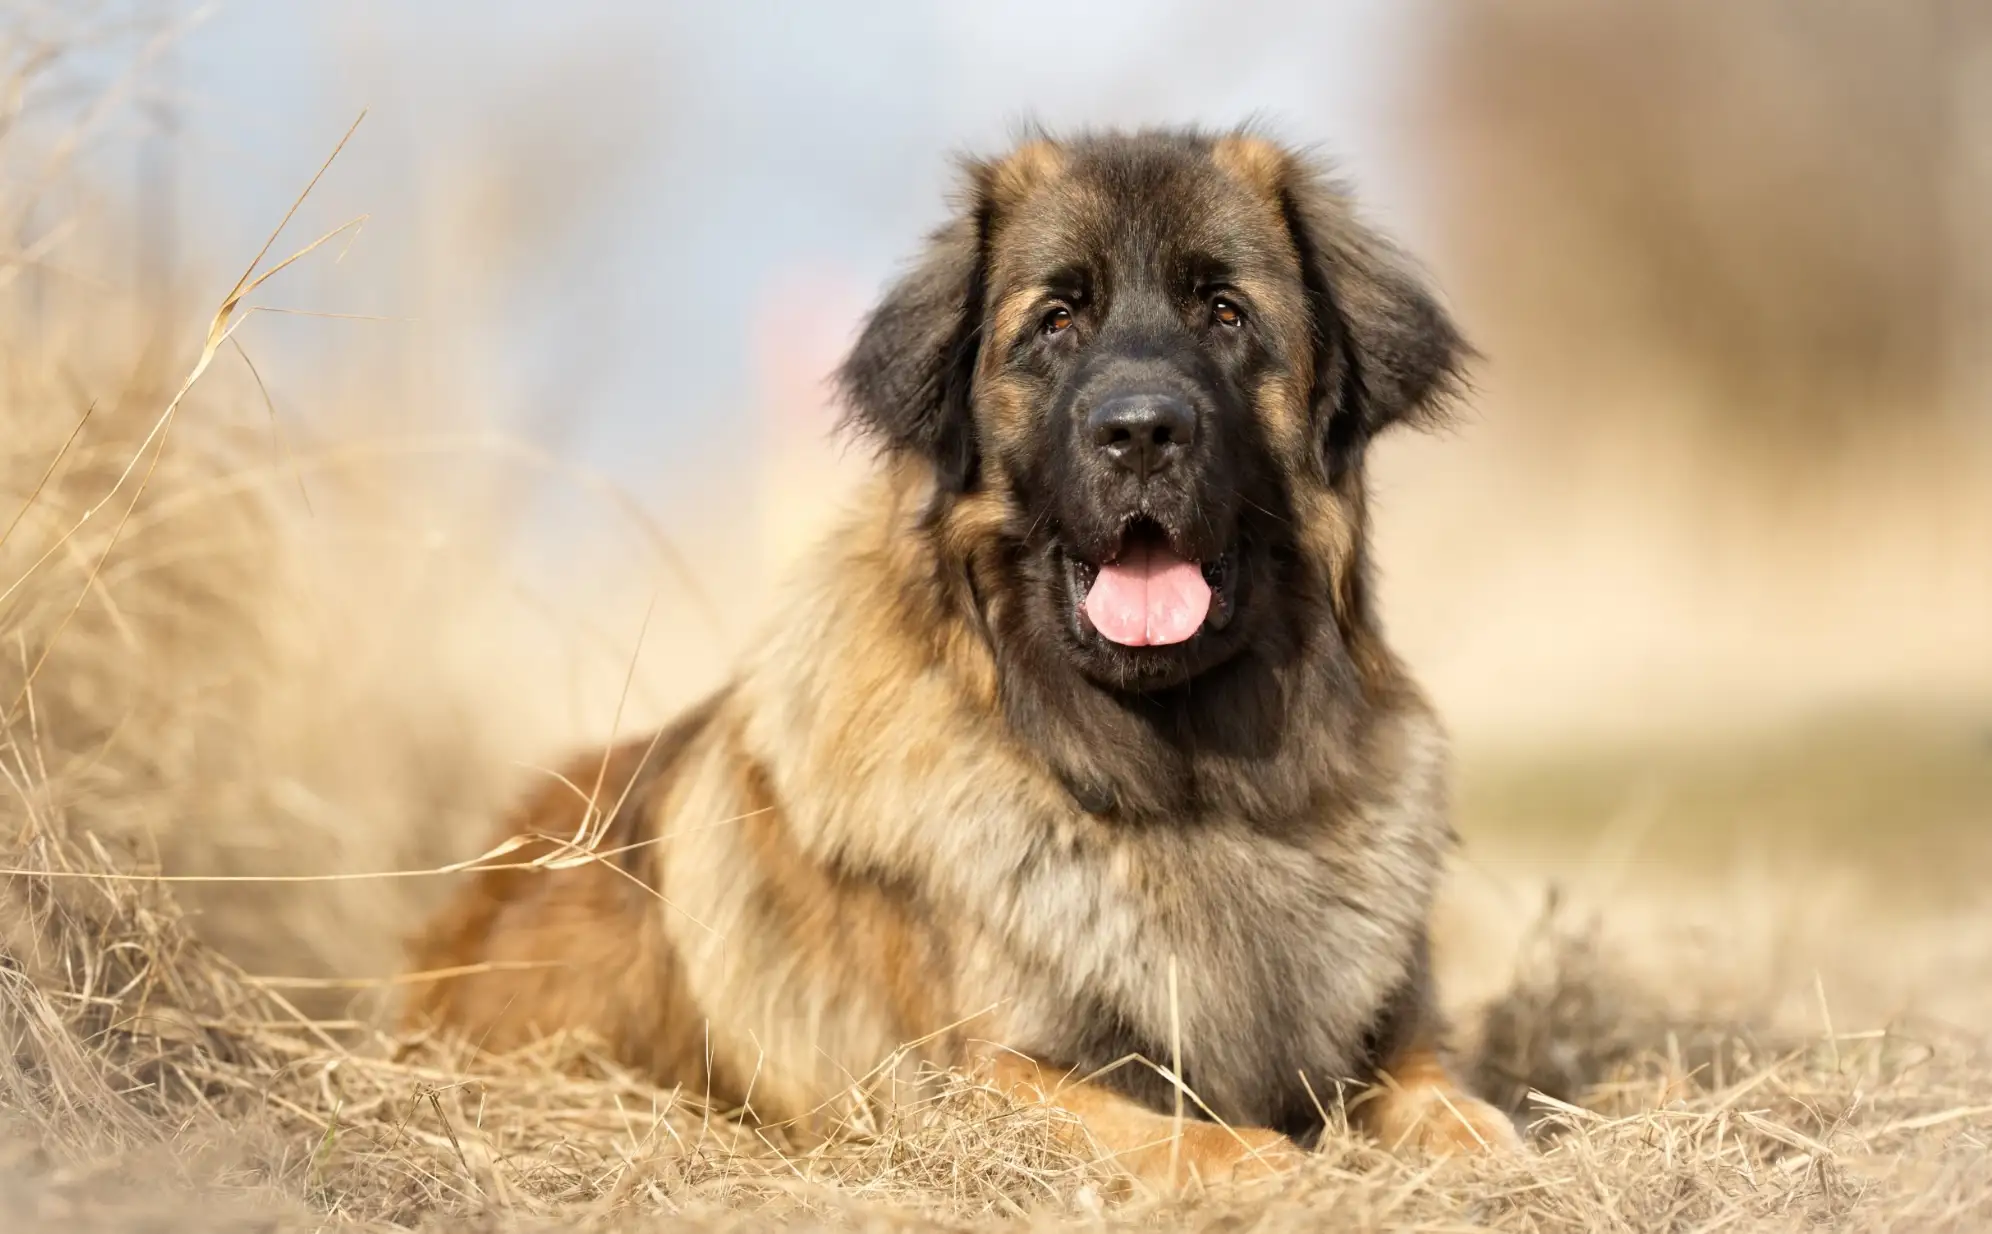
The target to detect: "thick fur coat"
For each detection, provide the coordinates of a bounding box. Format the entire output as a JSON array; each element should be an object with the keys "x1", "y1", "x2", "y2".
[{"x1": 407, "y1": 128, "x2": 1519, "y2": 1186}]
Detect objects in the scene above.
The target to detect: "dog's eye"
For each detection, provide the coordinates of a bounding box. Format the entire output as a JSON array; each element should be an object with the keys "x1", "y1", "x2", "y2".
[
  {"x1": 1211, "y1": 297, "x2": 1244, "y2": 328},
  {"x1": 1041, "y1": 306, "x2": 1074, "y2": 336}
]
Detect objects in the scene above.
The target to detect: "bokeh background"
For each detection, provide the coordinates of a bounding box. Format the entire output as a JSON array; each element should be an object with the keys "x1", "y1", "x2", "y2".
[{"x1": 12, "y1": 0, "x2": 1991, "y2": 1009}]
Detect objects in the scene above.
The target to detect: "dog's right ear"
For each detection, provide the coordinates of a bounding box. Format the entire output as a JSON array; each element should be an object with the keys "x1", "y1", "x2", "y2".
[{"x1": 835, "y1": 171, "x2": 994, "y2": 494}]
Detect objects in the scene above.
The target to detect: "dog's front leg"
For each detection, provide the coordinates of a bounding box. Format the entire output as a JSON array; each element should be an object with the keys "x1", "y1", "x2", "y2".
[{"x1": 980, "y1": 1049, "x2": 1300, "y2": 1190}]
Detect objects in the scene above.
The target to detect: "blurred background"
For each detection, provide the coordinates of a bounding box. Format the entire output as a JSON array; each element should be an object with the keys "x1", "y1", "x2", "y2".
[{"x1": 6, "y1": 1, "x2": 1989, "y2": 1012}]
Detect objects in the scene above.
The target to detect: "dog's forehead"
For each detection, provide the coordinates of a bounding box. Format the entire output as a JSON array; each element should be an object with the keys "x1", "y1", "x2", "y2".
[{"x1": 989, "y1": 138, "x2": 1294, "y2": 286}]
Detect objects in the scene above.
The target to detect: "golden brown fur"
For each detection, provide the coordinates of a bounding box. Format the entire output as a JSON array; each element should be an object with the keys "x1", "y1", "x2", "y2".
[{"x1": 407, "y1": 127, "x2": 1519, "y2": 1187}]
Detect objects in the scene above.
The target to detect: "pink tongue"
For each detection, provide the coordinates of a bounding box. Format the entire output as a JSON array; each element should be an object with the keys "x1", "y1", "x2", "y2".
[{"x1": 1083, "y1": 539, "x2": 1212, "y2": 647}]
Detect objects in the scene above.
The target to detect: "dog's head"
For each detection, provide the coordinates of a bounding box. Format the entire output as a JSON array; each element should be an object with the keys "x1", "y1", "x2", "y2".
[{"x1": 839, "y1": 128, "x2": 1466, "y2": 694}]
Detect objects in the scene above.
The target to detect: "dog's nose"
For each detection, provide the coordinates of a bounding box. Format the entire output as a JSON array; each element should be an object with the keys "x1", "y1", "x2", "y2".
[{"x1": 1087, "y1": 394, "x2": 1198, "y2": 480}]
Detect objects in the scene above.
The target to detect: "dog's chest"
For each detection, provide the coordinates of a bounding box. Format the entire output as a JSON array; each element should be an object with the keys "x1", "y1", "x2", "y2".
[{"x1": 964, "y1": 805, "x2": 1436, "y2": 1127}]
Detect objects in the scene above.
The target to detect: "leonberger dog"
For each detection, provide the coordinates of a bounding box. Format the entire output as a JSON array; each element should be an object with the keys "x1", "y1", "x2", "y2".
[{"x1": 407, "y1": 126, "x2": 1520, "y2": 1186}]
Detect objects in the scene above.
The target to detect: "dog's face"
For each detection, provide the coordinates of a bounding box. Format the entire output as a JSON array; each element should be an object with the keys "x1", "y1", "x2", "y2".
[{"x1": 840, "y1": 130, "x2": 1465, "y2": 694}]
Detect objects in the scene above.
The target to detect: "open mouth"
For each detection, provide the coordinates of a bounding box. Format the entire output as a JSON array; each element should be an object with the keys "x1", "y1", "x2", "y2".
[{"x1": 1068, "y1": 518, "x2": 1235, "y2": 648}]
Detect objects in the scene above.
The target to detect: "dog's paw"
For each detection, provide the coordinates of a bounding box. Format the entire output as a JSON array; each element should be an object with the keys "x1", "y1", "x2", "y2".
[
  {"x1": 1363, "y1": 1082, "x2": 1523, "y2": 1156},
  {"x1": 1120, "y1": 1119, "x2": 1305, "y2": 1190}
]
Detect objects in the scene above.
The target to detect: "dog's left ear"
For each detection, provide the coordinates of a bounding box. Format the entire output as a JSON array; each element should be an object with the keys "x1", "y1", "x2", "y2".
[
  {"x1": 1260, "y1": 146, "x2": 1473, "y2": 481},
  {"x1": 835, "y1": 170, "x2": 993, "y2": 493}
]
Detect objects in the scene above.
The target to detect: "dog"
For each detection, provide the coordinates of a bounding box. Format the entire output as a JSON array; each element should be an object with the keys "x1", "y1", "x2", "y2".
[{"x1": 405, "y1": 126, "x2": 1520, "y2": 1188}]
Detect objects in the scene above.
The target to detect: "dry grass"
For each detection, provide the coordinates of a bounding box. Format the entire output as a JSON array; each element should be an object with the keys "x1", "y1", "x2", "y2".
[
  {"x1": 2, "y1": 12, "x2": 1990, "y2": 1233},
  {"x1": 1375, "y1": 1, "x2": 1992, "y2": 748},
  {"x1": 4, "y1": 802, "x2": 1991, "y2": 1233}
]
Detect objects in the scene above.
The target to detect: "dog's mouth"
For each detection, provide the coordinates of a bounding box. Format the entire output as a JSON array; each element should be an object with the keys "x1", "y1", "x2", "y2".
[{"x1": 1066, "y1": 518, "x2": 1235, "y2": 648}]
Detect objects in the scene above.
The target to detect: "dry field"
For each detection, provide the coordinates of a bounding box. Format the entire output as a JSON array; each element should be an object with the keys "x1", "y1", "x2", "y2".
[{"x1": 4, "y1": 17, "x2": 1991, "y2": 1234}]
